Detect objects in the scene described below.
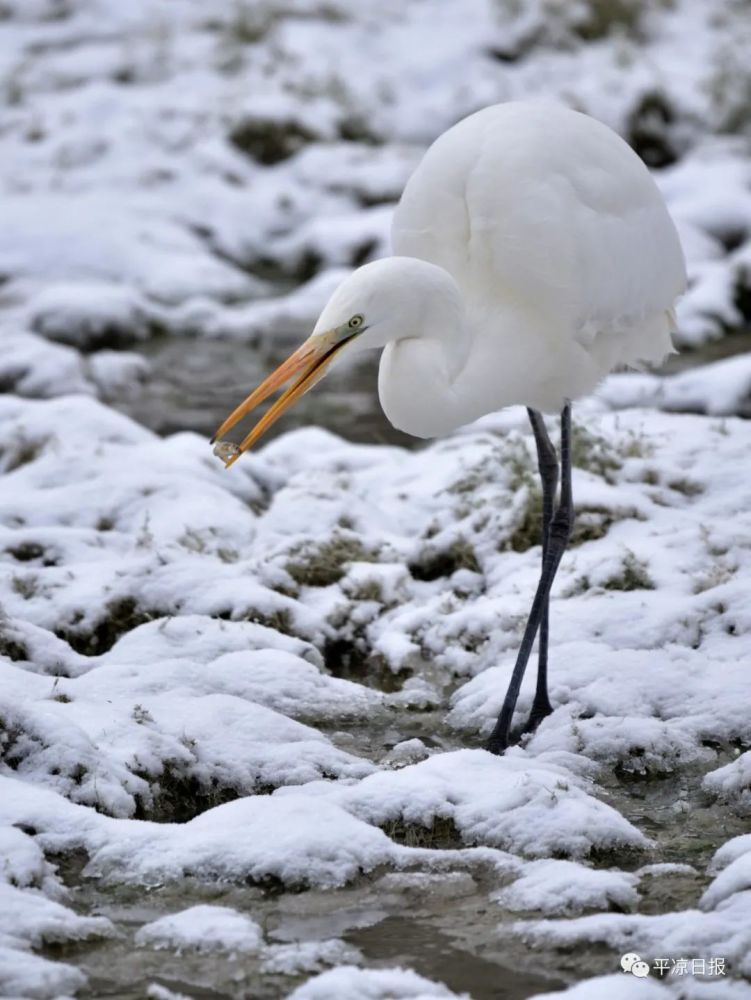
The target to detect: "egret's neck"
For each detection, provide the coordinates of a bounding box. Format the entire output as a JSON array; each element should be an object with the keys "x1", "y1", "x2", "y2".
[{"x1": 376, "y1": 263, "x2": 476, "y2": 438}]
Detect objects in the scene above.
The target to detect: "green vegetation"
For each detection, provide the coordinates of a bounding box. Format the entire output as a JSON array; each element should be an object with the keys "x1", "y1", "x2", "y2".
[
  {"x1": 571, "y1": 422, "x2": 624, "y2": 482},
  {"x1": 324, "y1": 637, "x2": 407, "y2": 692},
  {"x1": 572, "y1": 0, "x2": 658, "y2": 42},
  {"x1": 229, "y1": 115, "x2": 318, "y2": 165},
  {"x1": 381, "y1": 815, "x2": 465, "y2": 850},
  {"x1": 410, "y1": 537, "x2": 481, "y2": 580},
  {"x1": 236, "y1": 606, "x2": 295, "y2": 635},
  {"x1": 602, "y1": 550, "x2": 655, "y2": 591},
  {"x1": 56, "y1": 597, "x2": 159, "y2": 656},
  {"x1": 346, "y1": 578, "x2": 385, "y2": 603},
  {"x1": 11, "y1": 574, "x2": 39, "y2": 599},
  {"x1": 0, "y1": 628, "x2": 28, "y2": 662},
  {"x1": 134, "y1": 765, "x2": 249, "y2": 824},
  {"x1": 286, "y1": 535, "x2": 377, "y2": 587},
  {"x1": 504, "y1": 487, "x2": 543, "y2": 553},
  {"x1": 668, "y1": 477, "x2": 704, "y2": 497},
  {"x1": 6, "y1": 541, "x2": 46, "y2": 562}
]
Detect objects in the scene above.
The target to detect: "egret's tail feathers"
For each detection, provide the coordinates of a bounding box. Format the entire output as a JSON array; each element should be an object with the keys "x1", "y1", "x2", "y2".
[{"x1": 588, "y1": 308, "x2": 677, "y2": 376}]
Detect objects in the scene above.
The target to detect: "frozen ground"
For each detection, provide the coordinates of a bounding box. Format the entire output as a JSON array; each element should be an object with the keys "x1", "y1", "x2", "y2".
[
  {"x1": 2, "y1": 0, "x2": 751, "y2": 998},
  {"x1": 2, "y1": 394, "x2": 751, "y2": 997}
]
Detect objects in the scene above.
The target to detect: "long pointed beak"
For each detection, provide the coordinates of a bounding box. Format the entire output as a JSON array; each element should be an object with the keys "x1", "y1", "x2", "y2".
[{"x1": 211, "y1": 330, "x2": 352, "y2": 468}]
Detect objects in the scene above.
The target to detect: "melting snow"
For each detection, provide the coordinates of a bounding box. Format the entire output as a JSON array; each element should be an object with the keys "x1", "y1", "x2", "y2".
[{"x1": 2, "y1": 0, "x2": 751, "y2": 996}]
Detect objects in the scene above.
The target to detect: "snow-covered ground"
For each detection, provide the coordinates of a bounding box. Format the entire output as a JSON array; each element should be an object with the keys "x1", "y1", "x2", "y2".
[
  {"x1": 3, "y1": 393, "x2": 751, "y2": 996},
  {"x1": 2, "y1": 1, "x2": 751, "y2": 998}
]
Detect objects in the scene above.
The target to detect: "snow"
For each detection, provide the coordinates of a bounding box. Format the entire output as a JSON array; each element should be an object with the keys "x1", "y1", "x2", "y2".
[
  {"x1": 85, "y1": 794, "x2": 401, "y2": 889},
  {"x1": 449, "y1": 643, "x2": 749, "y2": 775},
  {"x1": 147, "y1": 986, "x2": 190, "y2": 1000},
  {"x1": 701, "y1": 832, "x2": 751, "y2": 910},
  {"x1": 260, "y1": 939, "x2": 362, "y2": 976},
  {"x1": 292, "y1": 749, "x2": 648, "y2": 859},
  {"x1": 0, "y1": 883, "x2": 112, "y2": 949},
  {"x1": 600, "y1": 354, "x2": 751, "y2": 418},
  {"x1": 703, "y1": 751, "x2": 751, "y2": 815},
  {"x1": 134, "y1": 904, "x2": 263, "y2": 954},
  {"x1": 0, "y1": 946, "x2": 86, "y2": 1000},
  {"x1": 529, "y1": 973, "x2": 671, "y2": 999},
  {"x1": 0, "y1": 873, "x2": 112, "y2": 1000},
  {"x1": 514, "y1": 890, "x2": 751, "y2": 979},
  {"x1": 2, "y1": 0, "x2": 751, "y2": 996},
  {"x1": 2, "y1": 393, "x2": 751, "y2": 991},
  {"x1": 0, "y1": 775, "x2": 398, "y2": 890},
  {"x1": 0, "y1": 826, "x2": 57, "y2": 892},
  {"x1": 493, "y1": 859, "x2": 639, "y2": 916},
  {"x1": 287, "y1": 965, "x2": 469, "y2": 1000}
]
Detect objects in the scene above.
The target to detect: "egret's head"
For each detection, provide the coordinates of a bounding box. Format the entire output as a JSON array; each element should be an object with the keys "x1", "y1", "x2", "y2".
[{"x1": 211, "y1": 257, "x2": 461, "y2": 465}]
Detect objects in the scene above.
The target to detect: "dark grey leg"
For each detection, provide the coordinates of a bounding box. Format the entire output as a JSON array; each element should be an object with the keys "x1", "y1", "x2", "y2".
[
  {"x1": 485, "y1": 404, "x2": 574, "y2": 755},
  {"x1": 525, "y1": 408, "x2": 557, "y2": 732}
]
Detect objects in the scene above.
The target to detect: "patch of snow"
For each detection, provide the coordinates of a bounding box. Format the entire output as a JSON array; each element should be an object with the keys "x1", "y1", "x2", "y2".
[
  {"x1": 0, "y1": 863, "x2": 112, "y2": 1000},
  {"x1": 514, "y1": 890, "x2": 751, "y2": 978},
  {"x1": 382, "y1": 738, "x2": 432, "y2": 769},
  {"x1": 288, "y1": 964, "x2": 469, "y2": 1000},
  {"x1": 0, "y1": 826, "x2": 58, "y2": 894},
  {"x1": 261, "y1": 938, "x2": 361, "y2": 976},
  {"x1": 701, "y1": 836, "x2": 751, "y2": 910},
  {"x1": 0, "y1": 883, "x2": 113, "y2": 949},
  {"x1": 529, "y1": 973, "x2": 670, "y2": 999},
  {"x1": 703, "y1": 751, "x2": 751, "y2": 815},
  {"x1": 135, "y1": 904, "x2": 263, "y2": 955},
  {"x1": 450, "y1": 644, "x2": 749, "y2": 776},
  {"x1": 600, "y1": 355, "x2": 751, "y2": 418},
  {"x1": 494, "y1": 859, "x2": 639, "y2": 916},
  {"x1": 0, "y1": 944, "x2": 86, "y2": 1000},
  {"x1": 27, "y1": 281, "x2": 156, "y2": 349},
  {"x1": 147, "y1": 985, "x2": 191, "y2": 1000},
  {"x1": 81, "y1": 793, "x2": 398, "y2": 888},
  {"x1": 293, "y1": 749, "x2": 647, "y2": 859}
]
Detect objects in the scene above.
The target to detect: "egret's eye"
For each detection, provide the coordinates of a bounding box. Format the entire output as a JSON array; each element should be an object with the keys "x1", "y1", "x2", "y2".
[{"x1": 348, "y1": 314, "x2": 364, "y2": 330}]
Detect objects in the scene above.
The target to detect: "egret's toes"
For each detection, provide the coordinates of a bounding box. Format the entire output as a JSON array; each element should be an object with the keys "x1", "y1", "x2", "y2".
[{"x1": 522, "y1": 697, "x2": 554, "y2": 738}]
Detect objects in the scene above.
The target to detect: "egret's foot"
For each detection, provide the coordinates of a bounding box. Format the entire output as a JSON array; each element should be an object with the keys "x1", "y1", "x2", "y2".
[
  {"x1": 484, "y1": 697, "x2": 552, "y2": 755},
  {"x1": 484, "y1": 731, "x2": 509, "y2": 756},
  {"x1": 484, "y1": 722, "x2": 526, "y2": 755},
  {"x1": 522, "y1": 694, "x2": 553, "y2": 737}
]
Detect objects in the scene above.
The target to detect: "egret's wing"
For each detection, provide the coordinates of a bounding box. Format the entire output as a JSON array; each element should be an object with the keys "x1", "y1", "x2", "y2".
[{"x1": 393, "y1": 101, "x2": 686, "y2": 356}]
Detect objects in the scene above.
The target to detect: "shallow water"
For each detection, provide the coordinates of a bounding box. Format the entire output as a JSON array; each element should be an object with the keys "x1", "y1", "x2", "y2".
[
  {"x1": 116, "y1": 330, "x2": 751, "y2": 453},
  {"x1": 124, "y1": 335, "x2": 415, "y2": 448},
  {"x1": 52, "y1": 864, "x2": 567, "y2": 1000},
  {"x1": 43, "y1": 701, "x2": 749, "y2": 1000}
]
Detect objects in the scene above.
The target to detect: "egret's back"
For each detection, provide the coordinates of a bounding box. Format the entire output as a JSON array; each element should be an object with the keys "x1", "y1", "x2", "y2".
[{"x1": 392, "y1": 102, "x2": 686, "y2": 412}]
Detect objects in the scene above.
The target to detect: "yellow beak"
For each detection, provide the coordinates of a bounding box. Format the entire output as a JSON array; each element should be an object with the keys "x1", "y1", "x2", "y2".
[{"x1": 211, "y1": 329, "x2": 352, "y2": 468}]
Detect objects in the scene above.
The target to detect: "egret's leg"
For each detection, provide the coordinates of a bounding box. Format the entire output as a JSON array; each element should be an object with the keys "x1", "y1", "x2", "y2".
[
  {"x1": 485, "y1": 404, "x2": 574, "y2": 755},
  {"x1": 525, "y1": 408, "x2": 558, "y2": 732}
]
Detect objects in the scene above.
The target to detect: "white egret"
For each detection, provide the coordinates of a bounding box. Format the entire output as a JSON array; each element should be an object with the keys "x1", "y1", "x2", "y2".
[{"x1": 212, "y1": 101, "x2": 686, "y2": 754}]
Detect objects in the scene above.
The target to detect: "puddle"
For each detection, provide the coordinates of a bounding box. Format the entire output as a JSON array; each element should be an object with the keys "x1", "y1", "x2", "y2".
[
  {"x1": 41, "y1": 745, "x2": 749, "y2": 998},
  {"x1": 49, "y1": 860, "x2": 569, "y2": 999},
  {"x1": 347, "y1": 914, "x2": 566, "y2": 999},
  {"x1": 118, "y1": 334, "x2": 416, "y2": 448}
]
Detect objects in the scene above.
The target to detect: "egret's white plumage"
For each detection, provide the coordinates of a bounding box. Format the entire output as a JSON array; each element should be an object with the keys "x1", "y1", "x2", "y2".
[
  {"x1": 381, "y1": 101, "x2": 686, "y2": 432},
  {"x1": 212, "y1": 101, "x2": 687, "y2": 753}
]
